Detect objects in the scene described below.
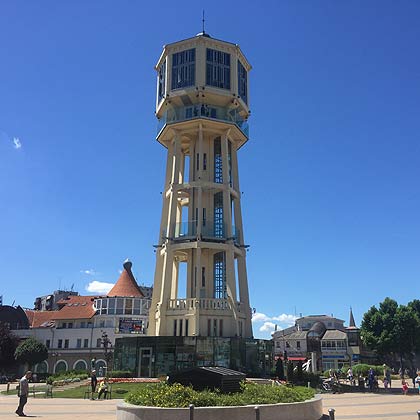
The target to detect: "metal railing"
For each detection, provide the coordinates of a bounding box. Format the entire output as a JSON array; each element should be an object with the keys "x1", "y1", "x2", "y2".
[
  {"x1": 163, "y1": 221, "x2": 241, "y2": 244},
  {"x1": 167, "y1": 298, "x2": 246, "y2": 313},
  {"x1": 157, "y1": 104, "x2": 249, "y2": 137}
]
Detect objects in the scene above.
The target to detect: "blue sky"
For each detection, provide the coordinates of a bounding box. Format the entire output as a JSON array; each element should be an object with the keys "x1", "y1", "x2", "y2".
[{"x1": 1, "y1": 1, "x2": 420, "y2": 339}]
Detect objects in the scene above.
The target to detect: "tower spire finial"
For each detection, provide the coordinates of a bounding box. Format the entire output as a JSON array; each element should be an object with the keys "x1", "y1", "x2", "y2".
[{"x1": 202, "y1": 10, "x2": 205, "y2": 34}]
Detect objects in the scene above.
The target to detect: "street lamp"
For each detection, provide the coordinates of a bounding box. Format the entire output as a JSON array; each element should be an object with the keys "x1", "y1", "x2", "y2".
[{"x1": 101, "y1": 331, "x2": 113, "y2": 378}]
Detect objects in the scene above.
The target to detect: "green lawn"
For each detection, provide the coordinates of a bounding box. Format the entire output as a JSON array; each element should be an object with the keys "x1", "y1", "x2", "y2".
[
  {"x1": 55, "y1": 382, "x2": 152, "y2": 398},
  {"x1": 1, "y1": 382, "x2": 152, "y2": 399}
]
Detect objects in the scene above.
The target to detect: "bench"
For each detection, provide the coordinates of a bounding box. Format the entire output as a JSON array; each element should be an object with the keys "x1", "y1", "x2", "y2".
[{"x1": 84, "y1": 387, "x2": 98, "y2": 400}]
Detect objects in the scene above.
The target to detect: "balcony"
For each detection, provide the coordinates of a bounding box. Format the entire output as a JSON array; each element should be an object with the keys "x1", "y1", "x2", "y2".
[
  {"x1": 163, "y1": 221, "x2": 241, "y2": 244},
  {"x1": 157, "y1": 104, "x2": 249, "y2": 138}
]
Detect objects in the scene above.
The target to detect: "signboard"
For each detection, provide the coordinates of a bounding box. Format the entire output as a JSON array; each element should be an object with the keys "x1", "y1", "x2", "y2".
[{"x1": 118, "y1": 318, "x2": 144, "y2": 334}]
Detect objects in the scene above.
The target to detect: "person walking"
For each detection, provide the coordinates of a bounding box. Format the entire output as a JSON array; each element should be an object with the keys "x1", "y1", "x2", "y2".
[
  {"x1": 90, "y1": 370, "x2": 98, "y2": 398},
  {"x1": 15, "y1": 371, "x2": 32, "y2": 417},
  {"x1": 415, "y1": 372, "x2": 420, "y2": 394}
]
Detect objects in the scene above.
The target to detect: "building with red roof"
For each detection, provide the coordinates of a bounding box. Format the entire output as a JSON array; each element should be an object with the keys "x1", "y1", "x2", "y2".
[{"x1": 13, "y1": 260, "x2": 151, "y2": 375}]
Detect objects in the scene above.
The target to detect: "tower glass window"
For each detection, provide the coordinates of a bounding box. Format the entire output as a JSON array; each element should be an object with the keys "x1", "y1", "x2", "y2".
[
  {"x1": 214, "y1": 192, "x2": 224, "y2": 238},
  {"x1": 237, "y1": 60, "x2": 248, "y2": 104},
  {"x1": 206, "y1": 49, "x2": 231, "y2": 89},
  {"x1": 157, "y1": 59, "x2": 166, "y2": 102},
  {"x1": 171, "y1": 49, "x2": 196, "y2": 89},
  {"x1": 214, "y1": 252, "x2": 227, "y2": 299},
  {"x1": 214, "y1": 137, "x2": 222, "y2": 183}
]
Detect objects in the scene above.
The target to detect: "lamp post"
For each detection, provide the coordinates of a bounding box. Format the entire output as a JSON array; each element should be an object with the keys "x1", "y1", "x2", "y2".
[
  {"x1": 51, "y1": 352, "x2": 61, "y2": 374},
  {"x1": 283, "y1": 350, "x2": 288, "y2": 381},
  {"x1": 101, "y1": 331, "x2": 113, "y2": 378}
]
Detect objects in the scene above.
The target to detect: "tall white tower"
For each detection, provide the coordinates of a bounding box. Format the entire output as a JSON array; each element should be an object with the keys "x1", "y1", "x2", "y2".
[{"x1": 148, "y1": 31, "x2": 253, "y2": 339}]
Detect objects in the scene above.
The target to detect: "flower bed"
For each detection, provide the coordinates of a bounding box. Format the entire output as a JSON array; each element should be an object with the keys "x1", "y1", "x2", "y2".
[{"x1": 111, "y1": 378, "x2": 160, "y2": 384}]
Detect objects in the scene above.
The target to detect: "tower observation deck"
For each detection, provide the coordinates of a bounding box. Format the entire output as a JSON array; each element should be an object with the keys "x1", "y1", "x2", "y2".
[{"x1": 148, "y1": 32, "x2": 253, "y2": 339}]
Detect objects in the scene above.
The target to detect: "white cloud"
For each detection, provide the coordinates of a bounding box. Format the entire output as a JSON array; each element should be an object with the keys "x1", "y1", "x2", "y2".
[
  {"x1": 271, "y1": 314, "x2": 297, "y2": 325},
  {"x1": 259, "y1": 322, "x2": 276, "y2": 333},
  {"x1": 81, "y1": 269, "x2": 97, "y2": 276},
  {"x1": 85, "y1": 281, "x2": 114, "y2": 294},
  {"x1": 13, "y1": 137, "x2": 22, "y2": 149},
  {"x1": 252, "y1": 312, "x2": 297, "y2": 328},
  {"x1": 252, "y1": 312, "x2": 271, "y2": 323}
]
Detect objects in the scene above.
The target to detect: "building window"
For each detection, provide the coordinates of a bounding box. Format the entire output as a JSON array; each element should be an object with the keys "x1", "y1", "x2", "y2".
[
  {"x1": 58, "y1": 339, "x2": 63, "y2": 349},
  {"x1": 297, "y1": 341, "x2": 301, "y2": 349},
  {"x1": 196, "y1": 153, "x2": 199, "y2": 170},
  {"x1": 84, "y1": 339, "x2": 89, "y2": 348},
  {"x1": 173, "y1": 320, "x2": 177, "y2": 336},
  {"x1": 237, "y1": 60, "x2": 248, "y2": 104},
  {"x1": 213, "y1": 319, "x2": 217, "y2": 336},
  {"x1": 158, "y1": 59, "x2": 166, "y2": 102},
  {"x1": 116, "y1": 298, "x2": 124, "y2": 315},
  {"x1": 68, "y1": 323, "x2": 73, "y2": 329},
  {"x1": 214, "y1": 252, "x2": 226, "y2": 299},
  {"x1": 108, "y1": 299, "x2": 115, "y2": 315},
  {"x1": 179, "y1": 319, "x2": 183, "y2": 336},
  {"x1": 80, "y1": 321, "x2": 86, "y2": 328},
  {"x1": 62, "y1": 323, "x2": 67, "y2": 329},
  {"x1": 275, "y1": 341, "x2": 280, "y2": 348},
  {"x1": 214, "y1": 192, "x2": 224, "y2": 238},
  {"x1": 64, "y1": 339, "x2": 69, "y2": 349},
  {"x1": 46, "y1": 340, "x2": 50, "y2": 349},
  {"x1": 214, "y1": 137, "x2": 223, "y2": 183},
  {"x1": 185, "y1": 319, "x2": 189, "y2": 336},
  {"x1": 219, "y1": 319, "x2": 223, "y2": 337},
  {"x1": 202, "y1": 208, "x2": 206, "y2": 227},
  {"x1": 125, "y1": 298, "x2": 133, "y2": 315},
  {"x1": 203, "y1": 153, "x2": 207, "y2": 170},
  {"x1": 286, "y1": 342, "x2": 290, "y2": 348},
  {"x1": 201, "y1": 267, "x2": 206, "y2": 287},
  {"x1": 76, "y1": 339, "x2": 82, "y2": 348},
  {"x1": 207, "y1": 319, "x2": 211, "y2": 336},
  {"x1": 96, "y1": 338, "x2": 102, "y2": 348},
  {"x1": 172, "y1": 49, "x2": 195, "y2": 89},
  {"x1": 206, "y1": 49, "x2": 231, "y2": 89}
]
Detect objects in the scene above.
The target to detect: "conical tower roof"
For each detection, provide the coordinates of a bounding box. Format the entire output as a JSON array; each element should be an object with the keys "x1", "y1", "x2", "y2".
[
  {"x1": 349, "y1": 307, "x2": 356, "y2": 328},
  {"x1": 108, "y1": 260, "x2": 144, "y2": 297}
]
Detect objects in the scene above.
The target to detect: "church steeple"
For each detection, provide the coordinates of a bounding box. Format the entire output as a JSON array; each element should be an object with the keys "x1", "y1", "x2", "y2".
[{"x1": 349, "y1": 307, "x2": 356, "y2": 328}]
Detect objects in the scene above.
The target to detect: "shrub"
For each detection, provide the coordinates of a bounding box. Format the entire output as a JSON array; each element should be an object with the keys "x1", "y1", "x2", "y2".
[
  {"x1": 302, "y1": 372, "x2": 321, "y2": 388},
  {"x1": 352, "y1": 364, "x2": 384, "y2": 377},
  {"x1": 112, "y1": 370, "x2": 134, "y2": 378},
  {"x1": 46, "y1": 370, "x2": 88, "y2": 385},
  {"x1": 125, "y1": 381, "x2": 315, "y2": 407},
  {"x1": 114, "y1": 388, "x2": 129, "y2": 394}
]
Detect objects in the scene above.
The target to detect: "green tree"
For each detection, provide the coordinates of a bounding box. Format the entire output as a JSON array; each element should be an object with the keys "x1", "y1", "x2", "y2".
[
  {"x1": 361, "y1": 297, "x2": 420, "y2": 369},
  {"x1": 296, "y1": 360, "x2": 304, "y2": 383},
  {"x1": 286, "y1": 361, "x2": 294, "y2": 383},
  {"x1": 275, "y1": 358, "x2": 284, "y2": 380},
  {"x1": 0, "y1": 322, "x2": 19, "y2": 371},
  {"x1": 14, "y1": 337, "x2": 48, "y2": 370}
]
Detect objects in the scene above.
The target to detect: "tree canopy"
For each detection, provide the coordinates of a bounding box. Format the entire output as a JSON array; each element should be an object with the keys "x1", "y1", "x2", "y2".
[
  {"x1": 14, "y1": 337, "x2": 48, "y2": 369},
  {"x1": 361, "y1": 297, "x2": 420, "y2": 367},
  {"x1": 0, "y1": 322, "x2": 19, "y2": 371}
]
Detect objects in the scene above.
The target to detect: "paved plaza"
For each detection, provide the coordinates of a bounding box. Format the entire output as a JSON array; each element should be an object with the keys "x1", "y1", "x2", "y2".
[
  {"x1": 323, "y1": 392, "x2": 420, "y2": 419},
  {"x1": 1, "y1": 387, "x2": 420, "y2": 419}
]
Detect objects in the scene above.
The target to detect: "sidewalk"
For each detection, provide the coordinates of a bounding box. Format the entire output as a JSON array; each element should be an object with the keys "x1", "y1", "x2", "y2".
[
  {"x1": 323, "y1": 392, "x2": 420, "y2": 420},
  {"x1": 0, "y1": 393, "x2": 121, "y2": 419},
  {"x1": 2, "y1": 385, "x2": 420, "y2": 420}
]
